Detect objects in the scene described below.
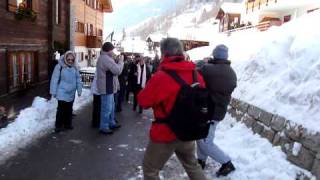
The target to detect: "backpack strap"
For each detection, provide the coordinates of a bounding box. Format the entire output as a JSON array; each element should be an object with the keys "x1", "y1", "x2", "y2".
[
  {"x1": 57, "y1": 66, "x2": 63, "y2": 85},
  {"x1": 163, "y1": 70, "x2": 187, "y2": 86}
]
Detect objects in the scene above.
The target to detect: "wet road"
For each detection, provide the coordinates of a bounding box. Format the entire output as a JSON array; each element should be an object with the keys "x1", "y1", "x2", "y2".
[{"x1": 0, "y1": 102, "x2": 152, "y2": 180}]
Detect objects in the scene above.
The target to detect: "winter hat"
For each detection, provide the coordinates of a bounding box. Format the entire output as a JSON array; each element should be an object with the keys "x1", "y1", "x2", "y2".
[
  {"x1": 160, "y1": 38, "x2": 184, "y2": 57},
  {"x1": 102, "y1": 42, "x2": 114, "y2": 52},
  {"x1": 212, "y1": 44, "x2": 228, "y2": 60},
  {"x1": 64, "y1": 51, "x2": 76, "y2": 66}
]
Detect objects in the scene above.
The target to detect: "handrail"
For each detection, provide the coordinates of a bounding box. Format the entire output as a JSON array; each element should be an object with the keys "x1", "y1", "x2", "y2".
[{"x1": 224, "y1": 20, "x2": 279, "y2": 34}]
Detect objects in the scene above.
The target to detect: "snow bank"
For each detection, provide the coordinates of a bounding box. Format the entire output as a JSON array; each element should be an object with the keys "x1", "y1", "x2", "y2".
[
  {"x1": 0, "y1": 89, "x2": 92, "y2": 164},
  {"x1": 130, "y1": 115, "x2": 313, "y2": 180},
  {"x1": 213, "y1": 115, "x2": 312, "y2": 180},
  {"x1": 188, "y1": 11, "x2": 320, "y2": 133}
]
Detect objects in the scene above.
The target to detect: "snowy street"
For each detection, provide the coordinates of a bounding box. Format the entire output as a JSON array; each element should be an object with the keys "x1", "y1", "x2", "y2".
[
  {"x1": 0, "y1": 98, "x2": 313, "y2": 180},
  {"x1": 1, "y1": 0, "x2": 320, "y2": 179}
]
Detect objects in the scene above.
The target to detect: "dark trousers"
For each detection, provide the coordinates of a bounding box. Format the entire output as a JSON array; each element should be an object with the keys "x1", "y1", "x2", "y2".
[
  {"x1": 55, "y1": 100, "x2": 73, "y2": 129},
  {"x1": 92, "y1": 94, "x2": 101, "y2": 127},
  {"x1": 133, "y1": 86, "x2": 142, "y2": 112},
  {"x1": 117, "y1": 85, "x2": 126, "y2": 112},
  {"x1": 125, "y1": 83, "x2": 132, "y2": 102}
]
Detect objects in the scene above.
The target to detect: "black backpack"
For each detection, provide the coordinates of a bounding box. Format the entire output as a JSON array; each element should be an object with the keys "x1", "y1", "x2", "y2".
[{"x1": 156, "y1": 70, "x2": 214, "y2": 141}]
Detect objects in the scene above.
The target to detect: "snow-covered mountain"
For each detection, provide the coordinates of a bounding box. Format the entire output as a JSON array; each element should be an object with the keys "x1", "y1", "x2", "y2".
[{"x1": 129, "y1": 0, "x2": 241, "y2": 39}]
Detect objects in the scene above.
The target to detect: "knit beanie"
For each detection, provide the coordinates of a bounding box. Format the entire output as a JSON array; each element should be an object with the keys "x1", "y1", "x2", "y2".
[
  {"x1": 160, "y1": 38, "x2": 184, "y2": 57},
  {"x1": 212, "y1": 44, "x2": 228, "y2": 60},
  {"x1": 102, "y1": 42, "x2": 114, "y2": 52}
]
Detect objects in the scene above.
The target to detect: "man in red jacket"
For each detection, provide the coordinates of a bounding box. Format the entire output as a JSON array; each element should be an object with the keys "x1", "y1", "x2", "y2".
[{"x1": 138, "y1": 38, "x2": 207, "y2": 180}]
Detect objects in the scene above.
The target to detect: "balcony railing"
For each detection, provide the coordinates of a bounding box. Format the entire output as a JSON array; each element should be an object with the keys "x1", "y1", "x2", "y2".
[
  {"x1": 246, "y1": 0, "x2": 278, "y2": 13},
  {"x1": 224, "y1": 20, "x2": 281, "y2": 35},
  {"x1": 86, "y1": 35, "x2": 102, "y2": 48}
]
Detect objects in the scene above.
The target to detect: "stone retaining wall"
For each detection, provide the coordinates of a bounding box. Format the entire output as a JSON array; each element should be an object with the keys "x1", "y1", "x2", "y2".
[{"x1": 228, "y1": 98, "x2": 320, "y2": 179}]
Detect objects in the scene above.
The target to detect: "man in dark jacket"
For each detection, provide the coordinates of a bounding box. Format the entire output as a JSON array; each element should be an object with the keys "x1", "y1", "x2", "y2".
[
  {"x1": 196, "y1": 44, "x2": 237, "y2": 177},
  {"x1": 133, "y1": 56, "x2": 151, "y2": 114},
  {"x1": 138, "y1": 38, "x2": 207, "y2": 180}
]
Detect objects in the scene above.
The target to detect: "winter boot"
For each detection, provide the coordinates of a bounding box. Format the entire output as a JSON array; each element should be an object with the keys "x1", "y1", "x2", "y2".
[
  {"x1": 110, "y1": 124, "x2": 121, "y2": 130},
  {"x1": 99, "y1": 129, "x2": 113, "y2": 135},
  {"x1": 197, "y1": 159, "x2": 206, "y2": 169},
  {"x1": 216, "y1": 161, "x2": 235, "y2": 177}
]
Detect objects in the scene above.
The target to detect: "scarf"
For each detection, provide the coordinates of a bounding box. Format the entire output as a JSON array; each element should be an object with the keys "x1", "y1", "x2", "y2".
[{"x1": 137, "y1": 64, "x2": 147, "y2": 88}]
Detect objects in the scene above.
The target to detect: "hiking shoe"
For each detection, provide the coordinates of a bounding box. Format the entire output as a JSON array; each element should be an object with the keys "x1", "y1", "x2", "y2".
[
  {"x1": 216, "y1": 161, "x2": 235, "y2": 177},
  {"x1": 110, "y1": 124, "x2": 121, "y2": 130},
  {"x1": 197, "y1": 159, "x2": 206, "y2": 169},
  {"x1": 99, "y1": 129, "x2": 113, "y2": 135}
]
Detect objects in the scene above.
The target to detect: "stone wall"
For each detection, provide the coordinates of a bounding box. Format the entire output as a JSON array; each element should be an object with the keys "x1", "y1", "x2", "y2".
[{"x1": 228, "y1": 98, "x2": 320, "y2": 179}]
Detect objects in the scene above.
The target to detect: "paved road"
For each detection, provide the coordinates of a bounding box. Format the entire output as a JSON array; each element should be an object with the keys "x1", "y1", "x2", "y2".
[{"x1": 0, "y1": 102, "x2": 153, "y2": 180}]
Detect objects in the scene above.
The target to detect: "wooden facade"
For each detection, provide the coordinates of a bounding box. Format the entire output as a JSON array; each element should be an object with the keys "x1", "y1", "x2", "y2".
[
  {"x1": 0, "y1": 0, "x2": 70, "y2": 98},
  {"x1": 0, "y1": 0, "x2": 49, "y2": 97},
  {"x1": 71, "y1": 0, "x2": 112, "y2": 67},
  {"x1": 246, "y1": 0, "x2": 278, "y2": 13},
  {"x1": 181, "y1": 40, "x2": 209, "y2": 51}
]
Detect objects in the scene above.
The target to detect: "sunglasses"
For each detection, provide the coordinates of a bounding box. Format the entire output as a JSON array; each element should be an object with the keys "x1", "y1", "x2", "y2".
[{"x1": 66, "y1": 58, "x2": 75, "y2": 61}]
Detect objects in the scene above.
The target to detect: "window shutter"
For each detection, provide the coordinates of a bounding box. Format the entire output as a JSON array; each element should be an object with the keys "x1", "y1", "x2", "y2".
[
  {"x1": 32, "y1": 0, "x2": 40, "y2": 13},
  {"x1": 8, "y1": 0, "x2": 17, "y2": 12}
]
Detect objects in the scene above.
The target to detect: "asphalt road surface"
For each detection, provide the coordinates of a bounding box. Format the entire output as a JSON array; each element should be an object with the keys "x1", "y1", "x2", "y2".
[{"x1": 0, "y1": 102, "x2": 153, "y2": 180}]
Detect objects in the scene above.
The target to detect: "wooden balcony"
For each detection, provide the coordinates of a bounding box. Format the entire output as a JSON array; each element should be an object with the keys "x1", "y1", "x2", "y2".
[
  {"x1": 99, "y1": 0, "x2": 113, "y2": 12},
  {"x1": 224, "y1": 20, "x2": 282, "y2": 35},
  {"x1": 86, "y1": 36, "x2": 102, "y2": 48},
  {"x1": 246, "y1": 0, "x2": 278, "y2": 13}
]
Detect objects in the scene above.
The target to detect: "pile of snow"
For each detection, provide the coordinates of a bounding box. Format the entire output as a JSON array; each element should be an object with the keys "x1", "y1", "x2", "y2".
[
  {"x1": 0, "y1": 89, "x2": 92, "y2": 164},
  {"x1": 188, "y1": 11, "x2": 320, "y2": 133},
  {"x1": 130, "y1": 115, "x2": 313, "y2": 180}
]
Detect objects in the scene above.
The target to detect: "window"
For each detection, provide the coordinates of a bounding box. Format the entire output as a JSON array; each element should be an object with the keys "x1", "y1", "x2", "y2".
[
  {"x1": 283, "y1": 15, "x2": 291, "y2": 23},
  {"x1": 98, "y1": 29, "x2": 103, "y2": 37},
  {"x1": 75, "y1": 21, "x2": 85, "y2": 33},
  {"x1": 89, "y1": 24, "x2": 94, "y2": 36},
  {"x1": 8, "y1": 51, "x2": 35, "y2": 90},
  {"x1": 7, "y1": 0, "x2": 35, "y2": 12}
]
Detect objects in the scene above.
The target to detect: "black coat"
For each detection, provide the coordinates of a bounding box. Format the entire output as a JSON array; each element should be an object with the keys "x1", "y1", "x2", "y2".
[
  {"x1": 199, "y1": 59, "x2": 237, "y2": 120},
  {"x1": 130, "y1": 64, "x2": 151, "y2": 91}
]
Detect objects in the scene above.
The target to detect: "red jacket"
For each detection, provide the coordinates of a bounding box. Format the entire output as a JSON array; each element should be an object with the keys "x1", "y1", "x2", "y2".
[{"x1": 137, "y1": 56, "x2": 205, "y2": 143}]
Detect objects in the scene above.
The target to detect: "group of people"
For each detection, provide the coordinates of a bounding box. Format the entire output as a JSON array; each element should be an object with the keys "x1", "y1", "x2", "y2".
[
  {"x1": 49, "y1": 37, "x2": 237, "y2": 180},
  {"x1": 137, "y1": 38, "x2": 237, "y2": 180}
]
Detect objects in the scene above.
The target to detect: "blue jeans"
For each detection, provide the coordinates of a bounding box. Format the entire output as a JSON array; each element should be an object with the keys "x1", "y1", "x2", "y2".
[
  {"x1": 197, "y1": 121, "x2": 231, "y2": 164},
  {"x1": 100, "y1": 94, "x2": 116, "y2": 131}
]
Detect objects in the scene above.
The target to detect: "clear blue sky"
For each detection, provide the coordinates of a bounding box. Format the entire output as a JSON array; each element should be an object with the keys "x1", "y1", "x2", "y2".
[{"x1": 104, "y1": 0, "x2": 179, "y2": 36}]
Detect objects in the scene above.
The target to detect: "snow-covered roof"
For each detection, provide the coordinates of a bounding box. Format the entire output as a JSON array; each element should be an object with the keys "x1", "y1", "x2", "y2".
[{"x1": 221, "y1": 2, "x2": 243, "y2": 14}]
